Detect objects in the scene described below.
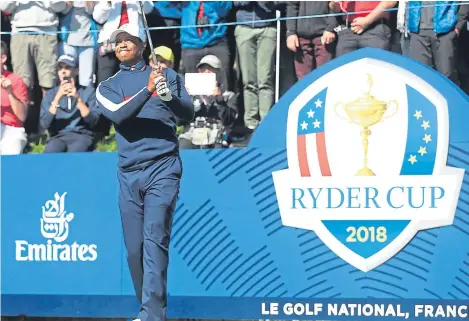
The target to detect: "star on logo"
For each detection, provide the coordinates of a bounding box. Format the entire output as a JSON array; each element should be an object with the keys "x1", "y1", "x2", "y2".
[
  {"x1": 408, "y1": 155, "x2": 418, "y2": 165},
  {"x1": 423, "y1": 134, "x2": 432, "y2": 144},
  {"x1": 421, "y1": 120, "x2": 430, "y2": 130},
  {"x1": 314, "y1": 99, "x2": 323, "y2": 108},
  {"x1": 307, "y1": 109, "x2": 315, "y2": 118},
  {"x1": 300, "y1": 121, "x2": 308, "y2": 130},
  {"x1": 413, "y1": 110, "x2": 423, "y2": 120},
  {"x1": 313, "y1": 119, "x2": 321, "y2": 128},
  {"x1": 418, "y1": 146, "x2": 427, "y2": 156}
]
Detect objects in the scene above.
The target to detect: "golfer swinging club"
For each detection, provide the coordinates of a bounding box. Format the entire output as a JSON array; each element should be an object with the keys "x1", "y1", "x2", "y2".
[{"x1": 96, "y1": 22, "x2": 194, "y2": 321}]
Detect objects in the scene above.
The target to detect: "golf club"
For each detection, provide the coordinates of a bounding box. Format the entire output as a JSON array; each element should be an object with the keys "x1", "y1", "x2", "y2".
[
  {"x1": 138, "y1": 1, "x2": 169, "y2": 97},
  {"x1": 139, "y1": 1, "x2": 158, "y2": 68}
]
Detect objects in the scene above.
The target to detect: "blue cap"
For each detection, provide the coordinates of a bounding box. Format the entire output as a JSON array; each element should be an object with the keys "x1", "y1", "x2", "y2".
[{"x1": 57, "y1": 54, "x2": 77, "y2": 68}]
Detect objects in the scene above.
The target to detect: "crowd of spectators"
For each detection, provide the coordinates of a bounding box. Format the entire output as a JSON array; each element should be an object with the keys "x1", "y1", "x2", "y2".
[{"x1": 1, "y1": 1, "x2": 468, "y2": 155}]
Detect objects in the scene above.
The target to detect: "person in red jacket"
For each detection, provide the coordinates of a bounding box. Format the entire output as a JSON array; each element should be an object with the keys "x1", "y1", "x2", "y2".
[
  {"x1": 332, "y1": 1, "x2": 397, "y2": 56},
  {"x1": 0, "y1": 41, "x2": 29, "y2": 155}
]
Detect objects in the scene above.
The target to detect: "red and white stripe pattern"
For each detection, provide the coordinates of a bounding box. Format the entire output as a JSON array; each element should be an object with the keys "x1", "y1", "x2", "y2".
[{"x1": 296, "y1": 88, "x2": 331, "y2": 177}]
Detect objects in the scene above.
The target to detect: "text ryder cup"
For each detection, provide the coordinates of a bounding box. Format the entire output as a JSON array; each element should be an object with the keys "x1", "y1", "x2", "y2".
[
  {"x1": 15, "y1": 240, "x2": 98, "y2": 262},
  {"x1": 291, "y1": 186, "x2": 444, "y2": 209}
]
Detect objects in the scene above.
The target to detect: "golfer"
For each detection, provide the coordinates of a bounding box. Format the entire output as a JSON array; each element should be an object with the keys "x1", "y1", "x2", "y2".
[{"x1": 96, "y1": 23, "x2": 194, "y2": 321}]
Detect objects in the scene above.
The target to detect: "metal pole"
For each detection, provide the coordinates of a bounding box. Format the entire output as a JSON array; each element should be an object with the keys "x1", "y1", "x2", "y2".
[{"x1": 275, "y1": 10, "x2": 281, "y2": 103}]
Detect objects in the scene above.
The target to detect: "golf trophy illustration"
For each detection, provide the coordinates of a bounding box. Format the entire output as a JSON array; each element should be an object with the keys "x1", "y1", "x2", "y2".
[{"x1": 335, "y1": 73, "x2": 398, "y2": 176}]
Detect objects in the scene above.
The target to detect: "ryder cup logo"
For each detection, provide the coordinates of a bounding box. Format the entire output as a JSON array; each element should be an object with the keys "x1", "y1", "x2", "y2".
[{"x1": 272, "y1": 57, "x2": 465, "y2": 272}]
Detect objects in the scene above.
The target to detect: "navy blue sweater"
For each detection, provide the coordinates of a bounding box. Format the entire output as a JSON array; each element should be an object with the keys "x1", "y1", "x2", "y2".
[
  {"x1": 40, "y1": 84, "x2": 100, "y2": 136},
  {"x1": 96, "y1": 60, "x2": 194, "y2": 170}
]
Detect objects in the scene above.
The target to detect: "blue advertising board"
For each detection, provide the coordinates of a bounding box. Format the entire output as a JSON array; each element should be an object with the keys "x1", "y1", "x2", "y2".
[{"x1": 2, "y1": 48, "x2": 469, "y2": 320}]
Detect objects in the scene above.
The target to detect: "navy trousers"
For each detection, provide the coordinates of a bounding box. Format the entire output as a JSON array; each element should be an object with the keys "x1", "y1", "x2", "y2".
[
  {"x1": 44, "y1": 131, "x2": 94, "y2": 153},
  {"x1": 118, "y1": 154, "x2": 182, "y2": 321}
]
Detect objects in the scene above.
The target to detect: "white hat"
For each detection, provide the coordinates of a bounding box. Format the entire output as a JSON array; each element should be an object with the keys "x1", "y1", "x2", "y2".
[
  {"x1": 110, "y1": 23, "x2": 146, "y2": 43},
  {"x1": 196, "y1": 55, "x2": 221, "y2": 69}
]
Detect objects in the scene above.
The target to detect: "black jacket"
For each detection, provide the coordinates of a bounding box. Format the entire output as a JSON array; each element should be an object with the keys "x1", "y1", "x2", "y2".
[
  {"x1": 286, "y1": 1, "x2": 338, "y2": 38},
  {"x1": 234, "y1": 1, "x2": 279, "y2": 28},
  {"x1": 190, "y1": 91, "x2": 238, "y2": 128}
]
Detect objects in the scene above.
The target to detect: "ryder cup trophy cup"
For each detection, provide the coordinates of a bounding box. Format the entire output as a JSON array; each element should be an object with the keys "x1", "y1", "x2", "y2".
[{"x1": 335, "y1": 73, "x2": 398, "y2": 176}]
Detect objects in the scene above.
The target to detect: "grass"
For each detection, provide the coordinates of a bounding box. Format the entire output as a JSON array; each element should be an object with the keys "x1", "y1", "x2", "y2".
[
  {"x1": 26, "y1": 124, "x2": 184, "y2": 154},
  {"x1": 29, "y1": 138, "x2": 46, "y2": 154},
  {"x1": 25, "y1": 126, "x2": 118, "y2": 154},
  {"x1": 95, "y1": 126, "x2": 184, "y2": 151},
  {"x1": 95, "y1": 126, "x2": 117, "y2": 152}
]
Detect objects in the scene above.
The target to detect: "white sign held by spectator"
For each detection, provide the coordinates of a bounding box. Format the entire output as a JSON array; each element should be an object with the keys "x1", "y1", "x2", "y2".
[{"x1": 184, "y1": 73, "x2": 217, "y2": 96}]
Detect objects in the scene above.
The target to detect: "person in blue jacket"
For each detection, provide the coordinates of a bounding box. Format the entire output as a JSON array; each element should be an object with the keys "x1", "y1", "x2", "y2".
[
  {"x1": 95, "y1": 23, "x2": 194, "y2": 321},
  {"x1": 406, "y1": 1, "x2": 469, "y2": 83},
  {"x1": 40, "y1": 54, "x2": 100, "y2": 153},
  {"x1": 150, "y1": 1, "x2": 182, "y2": 71},
  {"x1": 180, "y1": 1, "x2": 233, "y2": 91}
]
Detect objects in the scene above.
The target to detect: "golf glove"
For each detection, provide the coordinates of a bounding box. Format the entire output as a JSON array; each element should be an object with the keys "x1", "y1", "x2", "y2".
[{"x1": 155, "y1": 76, "x2": 172, "y2": 101}]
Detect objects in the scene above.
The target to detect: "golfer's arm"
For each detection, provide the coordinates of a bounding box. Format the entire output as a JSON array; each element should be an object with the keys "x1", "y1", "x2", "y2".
[
  {"x1": 165, "y1": 73, "x2": 194, "y2": 122},
  {"x1": 96, "y1": 83, "x2": 152, "y2": 126}
]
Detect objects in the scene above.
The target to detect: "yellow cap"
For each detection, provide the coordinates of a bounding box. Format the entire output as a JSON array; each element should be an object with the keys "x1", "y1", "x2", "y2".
[{"x1": 149, "y1": 46, "x2": 174, "y2": 64}]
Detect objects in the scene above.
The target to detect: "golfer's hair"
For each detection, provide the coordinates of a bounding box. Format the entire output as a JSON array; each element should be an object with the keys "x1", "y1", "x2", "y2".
[{"x1": 1, "y1": 41, "x2": 8, "y2": 57}]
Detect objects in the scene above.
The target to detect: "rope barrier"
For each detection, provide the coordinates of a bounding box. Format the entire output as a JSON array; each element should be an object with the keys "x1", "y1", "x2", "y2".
[{"x1": 0, "y1": 2, "x2": 468, "y2": 36}]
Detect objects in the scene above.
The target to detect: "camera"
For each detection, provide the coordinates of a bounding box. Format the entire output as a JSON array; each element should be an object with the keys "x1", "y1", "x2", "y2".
[{"x1": 187, "y1": 117, "x2": 227, "y2": 148}]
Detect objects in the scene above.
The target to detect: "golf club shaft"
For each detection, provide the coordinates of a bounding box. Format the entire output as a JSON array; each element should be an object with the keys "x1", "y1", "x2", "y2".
[{"x1": 139, "y1": 1, "x2": 159, "y2": 68}]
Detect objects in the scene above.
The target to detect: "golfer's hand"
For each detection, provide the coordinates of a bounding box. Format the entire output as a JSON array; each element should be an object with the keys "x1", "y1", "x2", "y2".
[
  {"x1": 148, "y1": 67, "x2": 172, "y2": 101},
  {"x1": 147, "y1": 67, "x2": 161, "y2": 92}
]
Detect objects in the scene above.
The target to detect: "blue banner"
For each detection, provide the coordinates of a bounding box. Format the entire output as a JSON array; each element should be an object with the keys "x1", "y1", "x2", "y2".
[{"x1": 2, "y1": 49, "x2": 469, "y2": 321}]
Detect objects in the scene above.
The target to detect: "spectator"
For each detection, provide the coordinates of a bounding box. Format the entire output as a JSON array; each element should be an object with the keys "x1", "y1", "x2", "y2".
[
  {"x1": 180, "y1": 1, "x2": 233, "y2": 92},
  {"x1": 0, "y1": 41, "x2": 29, "y2": 155},
  {"x1": 406, "y1": 1, "x2": 469, "y2": 84},
  {"x1": 1, "y1": 12, "x2": 12, "y2": 56},
  {"x1": 388, "y1": 2, "x2": 402, "y2": 54},
  {"x1": 0, "y1": 1, "x2": 67, "y2": 94},
  {"x1": 179, "y1": 55, "x2": 238, "y2": 149},
  {"x1": 40, "y1": 55, "x2": 100, "y2": 153},
  {"x1": 234, "y1": 1, "x2": 278, "y2": 133},
  {"x1": 397, "y1": 0, "x2": 410, "y2": 56},
  {"x1": 93, "y1": 1, "x2": 153, "y2": 85},
  {"x1": 150, "y1": 1, "x2": 182, "y2": 71},
  {"x1": 332, "y1": 1, "x2": 398, "y2": 56},
  {"x1": 0, "y1": 1, "x2": 68, "y2": 134},
  {"x1": 286, "y1": 2, "x2": 337, "y2": 80},
  {"x1": 458, "y1": 20, "x2": 469, "y2": 95},
  {"x1": 149, "y1": 45, "x2": 175, "y2": 69},
  {"x1": 59, "y1": 1, "x2": 98, "y2": 87}
]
